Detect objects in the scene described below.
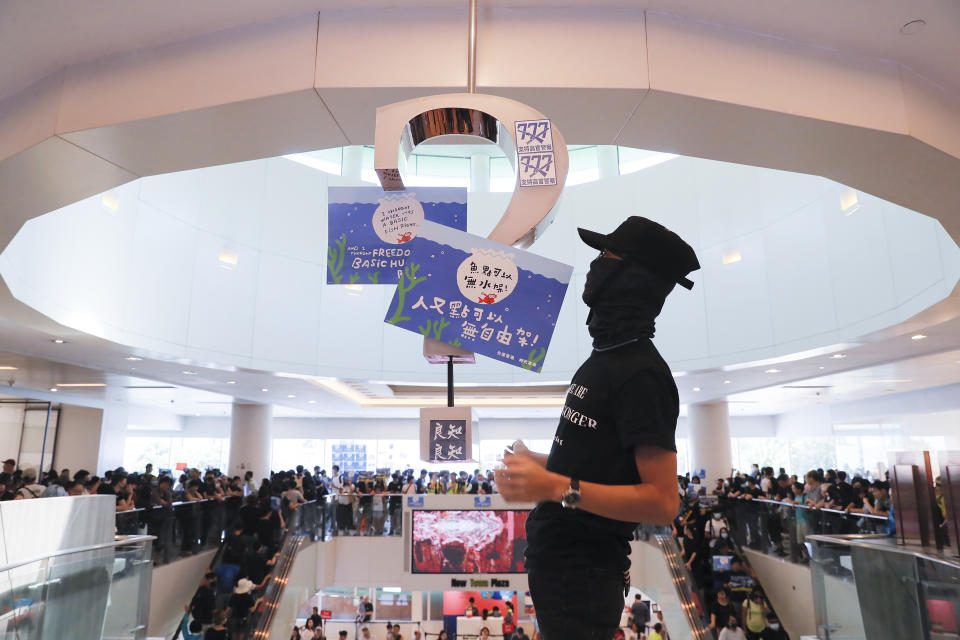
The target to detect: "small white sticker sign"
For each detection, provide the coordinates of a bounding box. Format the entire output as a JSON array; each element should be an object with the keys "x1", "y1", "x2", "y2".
[
  {"x1": 515, "y1": 119, "x2": 557, "y2": 188},
  {"x1": 515, "y1": 119, "x2": 554, "y2": 154}
]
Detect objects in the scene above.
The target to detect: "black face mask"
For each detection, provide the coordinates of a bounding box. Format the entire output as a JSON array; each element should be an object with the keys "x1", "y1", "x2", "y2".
[{"x1": 582, "y1": 255, "x2": 675, "y2": 350}]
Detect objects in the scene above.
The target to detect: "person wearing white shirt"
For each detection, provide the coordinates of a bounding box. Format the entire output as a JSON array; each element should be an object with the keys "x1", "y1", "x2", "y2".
[{"x1": 718, "y1": 617, "x2": 747, "y2": 640}]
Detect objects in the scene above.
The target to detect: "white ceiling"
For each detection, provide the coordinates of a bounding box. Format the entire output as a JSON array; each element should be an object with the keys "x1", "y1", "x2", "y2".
[{"x1": 2, "y1": 1, "x2": 959, "y2": 105}]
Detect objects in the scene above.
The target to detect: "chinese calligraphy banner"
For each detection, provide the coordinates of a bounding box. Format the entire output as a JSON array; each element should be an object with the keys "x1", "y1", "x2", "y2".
[
  {"x1": 420, "y1": 407, "x2": 475, "y2": 463},
  {"x1": 327, "y1": 186, "x2": 467, "y2": 285},
  {"x1": 384, "y1": 220, "x2": 572, "y2": 372}
]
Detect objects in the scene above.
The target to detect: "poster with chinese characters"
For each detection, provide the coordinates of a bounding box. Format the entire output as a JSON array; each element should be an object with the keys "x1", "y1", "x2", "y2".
[
  {"x1": 327, "y1": 186, "x2": 467, "y2": 285},
  {"x1": 385, "y1": 220, "x2": 572, "y2": 373},
  {"x1": 420, "y1": 407, "x2": 475, "y2": 463},
  {"x1": 515, "y1": 118, "x2": 557, "y2": 188}
]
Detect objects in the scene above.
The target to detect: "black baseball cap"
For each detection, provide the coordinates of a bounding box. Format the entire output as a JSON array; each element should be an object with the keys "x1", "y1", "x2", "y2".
[{"x1": 578, "y1": 216, "x2": 700, "y2": 289}]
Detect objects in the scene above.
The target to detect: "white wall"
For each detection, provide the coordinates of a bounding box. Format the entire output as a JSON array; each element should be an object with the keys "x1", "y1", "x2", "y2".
[
  {"x1": 0, "y1": 403, "x2": 24, "y2": 465},
  {"x1": 147, "y1": 549, "x2": 217, "y2": 638},
  {"x1": 53, "y1": 404, "x2": 103, "y2": 474},
  {"x1": 744, "y1": 549, "x2": 816, "y2": 639},
  {"x1": 3, "y1": 154, "x2": 958, "y2": 383}
]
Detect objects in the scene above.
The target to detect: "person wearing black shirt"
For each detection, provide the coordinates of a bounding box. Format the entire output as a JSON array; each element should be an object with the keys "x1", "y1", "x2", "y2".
[
  {"x1": 308, "y1": 607, "x2": 323, "y2": 629},
  {"x1": 496, "y1": 217, "x2": 700, "y2": 640},
  {"x1": 190, "y1": 572, "x2": 218, "y2": 626}
]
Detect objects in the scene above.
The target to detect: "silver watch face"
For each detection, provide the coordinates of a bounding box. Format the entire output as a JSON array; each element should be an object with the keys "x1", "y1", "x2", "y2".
[{"x1": 562, "y1": 489, "x2": 581, "y2": 507}]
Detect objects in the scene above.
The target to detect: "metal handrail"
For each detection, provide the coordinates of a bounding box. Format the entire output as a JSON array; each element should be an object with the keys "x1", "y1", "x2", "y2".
[
  {"x1": 653, "y1": 534, "x2": 712, "y2": 640},
  {"x1": 0, "y1": 534, "x2": 155, "y2": 574},
  {"x1": 736, "y1": 496, "x2": 889, "y2": 521}
]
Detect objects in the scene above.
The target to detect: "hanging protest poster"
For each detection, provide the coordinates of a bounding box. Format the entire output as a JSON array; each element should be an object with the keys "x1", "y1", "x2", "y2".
[
  {"x1": 327, "y1": 186, "x2": 467, "y2": 285},
  {"x1": 384, "y1": 220, "x2": 572, "y2": 372}
]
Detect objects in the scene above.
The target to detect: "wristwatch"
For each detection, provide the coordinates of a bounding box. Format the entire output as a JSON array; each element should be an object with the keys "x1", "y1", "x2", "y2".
[{"x1": 561, "y1": 477, "x2": 581, "y2": 509}]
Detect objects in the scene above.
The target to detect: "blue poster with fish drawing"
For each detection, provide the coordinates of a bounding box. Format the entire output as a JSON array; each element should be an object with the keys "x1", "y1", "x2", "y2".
[
  {"x1": 384, "y1": 220, "x2": 572, "y2": 372},
  {"x1": 327, "y1": 186, "x2": 467, "y2": 285}
]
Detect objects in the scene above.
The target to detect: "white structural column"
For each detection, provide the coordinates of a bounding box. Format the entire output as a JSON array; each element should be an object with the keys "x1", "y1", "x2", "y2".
[
  {"x1": 470, "y1": 154, "x2": 490, "y2": 193},
  {"x1": 229, "y1": 403, "x2": 273, "y2": 481},
  {"x1": 597, "y1": 145, "x2": 620, "y2": 180},
  {"x1": 688, "y1": 401, "x2": 732, "y2": 483}
]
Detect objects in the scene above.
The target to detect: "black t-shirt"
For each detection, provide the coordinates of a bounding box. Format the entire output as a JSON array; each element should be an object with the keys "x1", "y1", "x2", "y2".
[
  {"x1": 228, "y1": 592, "x2": 255, "y2": 619},
  {"x1": 827, "y1": 482, "x2": 854, "y2": 508},
  {"x1": 204, "y1": 627, "x2": 229, "y2": 640},
  {"x1": 710, "y1": 600, "x2": 735, "y2": 627},
  {"x1": 191, "y1": 585, "x2": 216, "y2": 624},
  {"x1": 525, "y1": 339, "x2": 678, "y2": 572}
]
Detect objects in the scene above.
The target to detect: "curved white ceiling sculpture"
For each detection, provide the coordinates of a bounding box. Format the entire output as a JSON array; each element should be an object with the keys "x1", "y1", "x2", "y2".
[{"x1": 2, "y1": 148, "x2": 957, "y2": 384}]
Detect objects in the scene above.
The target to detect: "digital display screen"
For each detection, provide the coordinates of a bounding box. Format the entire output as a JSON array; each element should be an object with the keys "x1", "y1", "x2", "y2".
[
  {"x1": 411, "y1": 510, "x2": 528, "y2": 574},
  {"x1": 712, "y1": 555, "x2": 733, "y2": 572}
]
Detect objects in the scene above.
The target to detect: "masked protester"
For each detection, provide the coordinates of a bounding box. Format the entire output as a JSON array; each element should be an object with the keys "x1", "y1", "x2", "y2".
[{"x1": 497, "y1": 216, "x2": 700, "y2": 639}]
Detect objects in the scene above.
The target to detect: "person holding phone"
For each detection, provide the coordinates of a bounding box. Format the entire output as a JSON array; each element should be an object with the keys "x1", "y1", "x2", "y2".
[{"x1": 496, "y1": 217, "x2": 699, "y2": 640}]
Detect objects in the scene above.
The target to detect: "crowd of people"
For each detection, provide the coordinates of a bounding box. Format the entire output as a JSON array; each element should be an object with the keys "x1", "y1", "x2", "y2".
[{"x1": 670, "y1": 463, "x2": 900, "y2": 639}]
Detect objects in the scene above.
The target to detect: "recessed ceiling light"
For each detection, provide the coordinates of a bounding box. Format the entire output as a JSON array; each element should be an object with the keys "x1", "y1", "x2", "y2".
[
  {"x1": 765, "y1": 368, "x2": 780, "y2": 374},
  {"x1": 308, "y1": 400, "x2": 317, "y2": 404},
  {"x1": 0, "y1": 366, "x2": 17, "y2": 371},
  {"x1": 692, "y1": 387, "x2": 701, "y2": 392},
  {"x1": 287, "y1": 394, "x2": 296, "y2": 399},
  {"x1": 840, "y1": 188, "x2": 859, "y2": 216},
  {"x1": 49, "y1": 387, "x2": 58, "y2": 392},
  {"x1": 218, "y1": 249, "x2": 239, "y2": 270},
  {"x1": 261, "y1": 388, "x2": 269, "y2": 392},
  {"x1": 52, "y1": 339, "x2": 65, "y2": 344},
  {"x1": 911, "y1": 334, "x2": 927, "y2": 341},
  {"x1": 818, "y1": 366, "x2": 825, "y2": 370},
  {"x1": 830, "y1": 353, "x2": 846, "y2": 359},
  {"x1": 722, "y1": 251, "x2": 742, "y2": 265},
  {"x1": 182, "y1": 371, "x2": 197, "y2": 375},
  {"x1": 899, "y1": 19, "x2": 926, "y2": 35},
  {"x1": 344, "y1": 284, "x2": 363, "y2": 294},
  {"x1": 723, "y1": 380, "x2": 731, "y2": 384},
  {"x1": 101, "y1": 191, "x2": 120, "y2": 212},
  {"x1": 125, "y1": 356, "x2": 142, "y2": 361},
  {"x1": 226, "y1": 381, "x2": 236, "y2": 385}
]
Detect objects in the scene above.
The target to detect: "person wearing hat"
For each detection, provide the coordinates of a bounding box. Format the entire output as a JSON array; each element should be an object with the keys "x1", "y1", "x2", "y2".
[
  {"x1": 496, "y1": 217, "x2": 699, "y2": 639},
  {"x1": 226, "y1": 577, "x2": 262, "y2": 632},
  {"x1": 2, "y1": 459, "x2": 16, "y2": 474},
  {"x1": 16, "y1": 468, "x2": 45, "y2": 500}
]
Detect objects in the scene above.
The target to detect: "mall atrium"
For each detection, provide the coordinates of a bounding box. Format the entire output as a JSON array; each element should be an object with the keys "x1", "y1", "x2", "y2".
[{"x1": 0, "y1": 2, "x2": 958, "y2": 640}]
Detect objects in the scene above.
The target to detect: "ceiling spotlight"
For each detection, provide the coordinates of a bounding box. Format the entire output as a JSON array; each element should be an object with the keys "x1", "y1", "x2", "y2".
[
  {"x1": 218, "y1": 249, "x2": 239, "y2": 270},
  {"x1": 49, "y1": 387, "x2": 58, "y2": 392},
  {"x1": 910, "y1": 334, "x2": 927, "y2": 341},
  {"x1": 52, "y1": 339, "x2": 65, "y2": 344},
  {"x1": 723, "y1": 380, "x2": 731, "y2": 384},
  {"x1": 692, "y1": 387, "x2": 701, "y2": 392},
  {"x1": 125, "y1": 356, "x2": 142, "y2": 361},
  {"x1": 830, "y1": 353, "x2": 846, "y2": 359},
  {"x1": 899, "y1": 19, "x2": 926, "y2": 35},
  {"x1": 182, "y1": 370, "x2": 197, "y2": 375},
  {"x1": 765, "y1": 368, "x2": 780, "y2": 374},
  {"x1": 287, "y1": 394, "x2": 296, "y2": 399},
  {"x1": 0, "y1": 366, "x2": 17, "y2": 371},
  {"x1": 840, "y1": 188, "x2": 859, "y2": 216},
  {"x1": 308, "y1": 400, "x2": 317, "y2": 404},
  {"x1": 818, "y1": 366, "x2": 825, "y2": 370},
  {"x1": 226, "y1": 381, "x2": 236, "y2": 385},
  {"x1": 722, "y1": 251, "x2": 742, "y2": 265},
  {"x1": 261, "y1": 388, "x2": 269, "y2": 392}
]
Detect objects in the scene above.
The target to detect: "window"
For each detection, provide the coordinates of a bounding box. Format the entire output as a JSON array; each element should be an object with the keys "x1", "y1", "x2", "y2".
[
  {"x1": 283, "y1": 147, "x2": 342, "y2": 175},
  {"x1": 405, "y1": 154, "x2": 471, "y2": 188},
  {"x1": 273, "y1": 439, "x2": 325, "y2": 473},
  {"x1": 122, "y1": 437, "x2": 228, "y2": 474},
  {"x1": 617, "y1": 146, "x2": 678, "y2": 175},
  {"x1": 566, "y1": 146, "x2": 600, "y2": 186}
]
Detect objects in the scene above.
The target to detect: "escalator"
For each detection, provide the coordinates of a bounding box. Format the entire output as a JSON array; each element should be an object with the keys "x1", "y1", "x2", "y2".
[{"x1": 650, "y1": 533, "x2": 713, "y2": 640}]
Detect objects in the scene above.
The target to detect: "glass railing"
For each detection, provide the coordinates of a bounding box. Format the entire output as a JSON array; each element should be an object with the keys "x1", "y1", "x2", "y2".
[
  {"x1": 807, "y1": 534, "x2": 960, "y2": 639},
  {"x1": 719, "y1": 497, "x2": 889, "y2": 564},
  {"x1": 0, "y1": 535, "x2": 153, "y2": 640},
  {"x1": 287, "y1": 494, "x2": 405, "y2": 540},
  {"x1": 115, "y1": 496, "x2": 243, "y2": 564}
]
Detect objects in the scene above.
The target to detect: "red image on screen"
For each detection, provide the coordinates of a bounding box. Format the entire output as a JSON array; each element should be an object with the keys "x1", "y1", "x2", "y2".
[{"x1": 412, "y1": 510, "x2": 528, "y2": 574}]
